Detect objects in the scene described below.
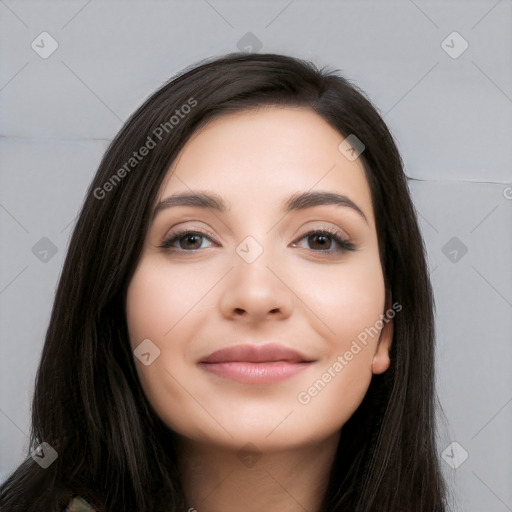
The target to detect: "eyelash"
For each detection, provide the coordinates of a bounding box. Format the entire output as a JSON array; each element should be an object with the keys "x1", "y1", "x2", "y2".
[{"x1": 158, "y1": 227, "x2": 356, "y2": 255}]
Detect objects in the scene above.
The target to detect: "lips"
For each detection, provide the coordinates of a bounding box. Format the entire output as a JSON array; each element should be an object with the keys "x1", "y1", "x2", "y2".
[
  {"x1": 199, "y1": 343, "x2": 314, "y2": 364},
  {"x1": 198, "y1": 343, "x2": 316, "y2": 385}
]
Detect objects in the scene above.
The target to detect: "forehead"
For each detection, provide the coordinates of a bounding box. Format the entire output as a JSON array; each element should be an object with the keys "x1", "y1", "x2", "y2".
[{"x1": 158, "y1": 107, "x2": 375, "y2": 226}]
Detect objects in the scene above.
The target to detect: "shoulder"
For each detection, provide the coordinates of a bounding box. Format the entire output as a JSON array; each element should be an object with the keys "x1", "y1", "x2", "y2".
[{"x1": 63, "y1": 495, "x2": 97, "y2": 511}]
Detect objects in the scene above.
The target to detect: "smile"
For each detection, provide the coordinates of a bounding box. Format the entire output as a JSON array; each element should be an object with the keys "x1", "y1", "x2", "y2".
[{"x1": 198, "y1": 342, "x2": 316, "y2": 384}]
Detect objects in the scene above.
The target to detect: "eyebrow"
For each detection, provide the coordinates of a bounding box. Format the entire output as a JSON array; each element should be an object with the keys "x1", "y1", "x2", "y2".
[{"x1": 152, "y1": 190, "x2": 367, "y2": 223}]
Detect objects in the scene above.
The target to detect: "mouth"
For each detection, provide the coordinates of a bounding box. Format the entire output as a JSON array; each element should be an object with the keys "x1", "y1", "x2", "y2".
[{"x1": 198, "y1": 343, "x2": 316, "y2": 385}]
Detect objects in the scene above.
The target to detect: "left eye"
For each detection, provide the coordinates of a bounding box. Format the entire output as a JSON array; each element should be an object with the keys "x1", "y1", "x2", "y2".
[
  {"x1": 292, "y1": 229, "x2": 356, "y2": 254},
  {"x1": 159, "y1": 229, "x2": 356, "y2": 254}
]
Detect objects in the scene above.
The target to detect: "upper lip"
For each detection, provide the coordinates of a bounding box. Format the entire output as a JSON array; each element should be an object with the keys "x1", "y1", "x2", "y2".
[{"x1": 199, "y1": 343, "x2": 315, "y2": 364}]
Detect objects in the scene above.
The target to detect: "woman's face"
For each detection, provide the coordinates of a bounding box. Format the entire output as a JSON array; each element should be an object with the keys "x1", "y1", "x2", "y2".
[{"x1": 125, "y1": 107, "x2": 392, "y2": 451}]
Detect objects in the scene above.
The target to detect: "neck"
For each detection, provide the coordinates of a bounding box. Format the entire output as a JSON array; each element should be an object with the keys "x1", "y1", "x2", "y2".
[{"x1": 174, "y1": 432, "x2": 340, "y2": 512}]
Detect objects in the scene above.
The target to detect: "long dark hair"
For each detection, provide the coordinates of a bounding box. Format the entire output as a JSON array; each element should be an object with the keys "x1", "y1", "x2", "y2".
[{"x1": 0, "y1": 52, "x2": 447, "y2": 511}]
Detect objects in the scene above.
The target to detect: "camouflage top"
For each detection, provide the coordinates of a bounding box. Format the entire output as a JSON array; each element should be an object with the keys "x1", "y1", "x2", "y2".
[{"x1": 64, "y1": 495, "x2": 96, "y2": 511}]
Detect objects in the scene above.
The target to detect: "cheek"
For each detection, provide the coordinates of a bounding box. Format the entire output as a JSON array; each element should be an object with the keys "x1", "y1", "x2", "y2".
[
  {"x1": 292, "y1": 254, "x2": 385, "y2": 415},
  {"x1": 126, "y1": 261, "x2": 213, "y2": 346},
  {"x1": 125, "y1": 277, "x2": 181, "y2": 433},
  {"x1": 296, "y1": 356, "x2": 374, "y2": 435},
  {"x1": 125, "y1": 261, "x2": 216, "y2": 433},
  {"x1": 297, "y1": 251, "x2": 386, "y2": 350}
]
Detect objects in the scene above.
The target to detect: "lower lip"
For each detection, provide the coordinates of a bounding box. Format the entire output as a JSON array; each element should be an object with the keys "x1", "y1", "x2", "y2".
[{"x1": 198, "y1": 361, "x2": 313, "y2": 384}]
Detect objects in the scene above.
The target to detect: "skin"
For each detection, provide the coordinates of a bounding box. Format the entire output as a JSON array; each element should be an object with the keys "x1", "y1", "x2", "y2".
[{"x1": 125, "y1": 107, "x2": 393, "y2": 512}]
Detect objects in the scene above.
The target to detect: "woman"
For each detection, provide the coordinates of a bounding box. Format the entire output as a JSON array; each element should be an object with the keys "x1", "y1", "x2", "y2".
[{"x1": 0, "y1": 52, "x2": 447, "y2": 511}]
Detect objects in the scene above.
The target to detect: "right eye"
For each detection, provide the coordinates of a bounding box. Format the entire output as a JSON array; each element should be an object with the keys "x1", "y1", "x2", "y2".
[{"x1": 158, "y1": 230, "x2": 218, "y2": 251}]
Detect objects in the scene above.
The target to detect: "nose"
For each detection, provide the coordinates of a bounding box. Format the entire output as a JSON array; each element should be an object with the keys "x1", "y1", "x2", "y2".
[{"x1": 218, "y1": 246, "x2": 294, "y2": 324}]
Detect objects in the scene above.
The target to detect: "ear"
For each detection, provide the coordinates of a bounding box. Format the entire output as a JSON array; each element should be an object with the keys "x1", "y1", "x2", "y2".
[{"x1": 371, "y1": 289, "x2": 394, "y2": 375}]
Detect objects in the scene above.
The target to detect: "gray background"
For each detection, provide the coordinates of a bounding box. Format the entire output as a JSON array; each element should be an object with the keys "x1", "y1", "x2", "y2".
[{"x1": 1, "y1": 1, "x2": 511, "y2": 510}]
